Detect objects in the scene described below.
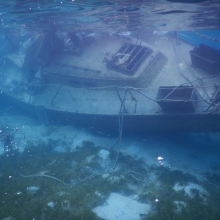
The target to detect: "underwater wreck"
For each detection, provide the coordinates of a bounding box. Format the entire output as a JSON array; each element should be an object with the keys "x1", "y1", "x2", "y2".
[{"x1": 1, "y1": 30, "x2": 220, "y2": 133}]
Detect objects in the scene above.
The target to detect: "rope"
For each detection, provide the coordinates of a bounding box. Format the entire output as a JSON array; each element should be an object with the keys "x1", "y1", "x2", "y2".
[{"x1": 16, "y1": 169, "x2": 99, "y2": 186}]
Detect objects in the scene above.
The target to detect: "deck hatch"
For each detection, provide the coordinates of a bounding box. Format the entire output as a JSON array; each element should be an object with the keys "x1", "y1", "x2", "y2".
[
  {"x1": 107, "y1": 43, "x2": 153, "y2": 75},
  {"x1": 156, "y1": 86, "x2": 197, "y2": 112},
  {"x1": 190, "y1": 44, "x2": 220, "y2": 74}
]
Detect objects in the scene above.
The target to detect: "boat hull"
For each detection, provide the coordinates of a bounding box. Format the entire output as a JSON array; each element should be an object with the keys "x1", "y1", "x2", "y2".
[{"x1": 1, "y1": 91, "x2": 220, "y2": 134}]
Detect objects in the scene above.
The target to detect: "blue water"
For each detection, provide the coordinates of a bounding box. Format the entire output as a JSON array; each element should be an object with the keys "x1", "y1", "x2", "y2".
[{"x1": 0, "y1": 1, "x2": 220, "y2": 220}]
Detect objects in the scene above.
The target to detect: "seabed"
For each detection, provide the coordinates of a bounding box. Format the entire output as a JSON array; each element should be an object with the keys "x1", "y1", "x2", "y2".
[{"x1": 0, "y1": 109, "x2": 220, "y2": 220}]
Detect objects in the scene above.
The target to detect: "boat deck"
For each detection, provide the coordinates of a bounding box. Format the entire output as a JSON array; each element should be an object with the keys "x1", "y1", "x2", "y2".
[
  {"x1": 29, "y1": 34, "x2": 220, "y2": 116},
  {"x1": 1, "y1": 32, "x2": 220, "y2": 132}
]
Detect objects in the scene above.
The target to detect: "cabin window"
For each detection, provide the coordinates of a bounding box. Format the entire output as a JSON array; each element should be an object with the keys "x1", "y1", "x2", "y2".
[
  {"x1": 84, "y1": 81, "x2": 96, "y2": 87},
  {"x1": 69, "y1": 80, "x2": 81, "y2": 88}
]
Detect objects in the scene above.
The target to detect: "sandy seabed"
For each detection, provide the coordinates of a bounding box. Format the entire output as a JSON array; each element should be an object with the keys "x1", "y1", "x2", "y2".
[{"x1": 1, "y1": 109, "x2": 220, "y2": 220}]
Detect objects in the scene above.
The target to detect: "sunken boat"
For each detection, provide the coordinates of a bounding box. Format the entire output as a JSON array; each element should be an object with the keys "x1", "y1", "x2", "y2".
[{"x1": 1, "y1": 30, "x2": 220, "y2": 133}]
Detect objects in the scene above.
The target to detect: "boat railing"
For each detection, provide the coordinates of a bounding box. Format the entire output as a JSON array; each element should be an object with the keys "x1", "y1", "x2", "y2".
[{"x1": 4, "y1": 73, "x2": 220, "y2": 114}]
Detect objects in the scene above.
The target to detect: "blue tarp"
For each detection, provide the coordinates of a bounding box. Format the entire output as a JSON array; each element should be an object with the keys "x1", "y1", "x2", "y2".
[{"x1": 178, "y1": 30, "x2": 220, "y2": 50}]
